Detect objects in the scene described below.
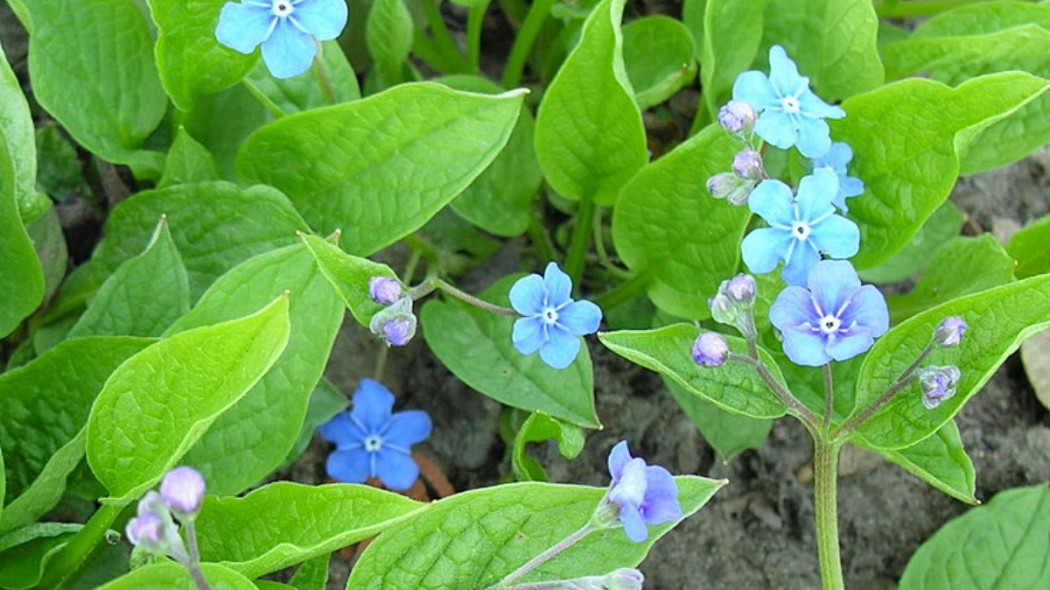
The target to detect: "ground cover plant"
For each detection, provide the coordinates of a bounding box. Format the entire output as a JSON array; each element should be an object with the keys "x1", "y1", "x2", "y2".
[{"x1": 1, "y1": 0, "x2": 1050, "y2": 588}]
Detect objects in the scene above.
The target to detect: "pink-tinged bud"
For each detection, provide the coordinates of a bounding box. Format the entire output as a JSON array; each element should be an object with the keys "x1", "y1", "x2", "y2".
[
  {"x1": 934, "y1": 316, "x2": 967, "y2": 347},
  {"x1": 732, "y1": 147, "x2": 764, "y2": 180},
  {"x1": 160, "y1": 466, "x2": 206, "y2": 518},
  {"x1": 368, "y1": 277, "x2": 403, "y2": 306},
  {"x1": 718, "y1": 100, "x2": 756, "y2": 133},
  {"x1": 692, "y1": 332, "x2": 729, "y2": 367},
  {"x1": 725, "y1": 274, "x2": 757, "y2": 306},
  {"x1": 126, "y1": 513, "x2": 166, "y2": 550},
  {"x1": 369, "y1": 298, "x2": 416, "y2": 346},
  {"x1": 918, "y1": 365, "x2": 961, "y2": 409}
]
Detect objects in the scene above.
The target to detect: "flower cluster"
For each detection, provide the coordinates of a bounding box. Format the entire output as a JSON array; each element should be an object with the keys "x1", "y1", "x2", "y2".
[
  {"x1": 367, "y1": 277, "x2": 417, "y2": 347},
  {"x1": 509, "y1": 262, "x2": 603, "y2": 369},
  {"x1": 126, "y1": 467, "x2": 206, "y2": 562}
]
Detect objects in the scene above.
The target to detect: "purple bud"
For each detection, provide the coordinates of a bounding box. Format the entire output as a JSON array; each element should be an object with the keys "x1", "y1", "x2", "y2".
[
  {"x1": 382, "y1": 316, "x2": 416, "y2": 346},
  {"x1": 918, "y1": 365, "x2": 961, "y2": 409},
  {"x1": 732, "y1": 148, "x2": 764, "y2": 180},
  {"x1": 718, "y1": 100, "x2": 756, "y2": 133},
  {"x1": 160, "y1": 466, "x2": 206, "y2": 517},
  {"x1": 725, "y1": 274, "x2": 757, "y2": 306},
  {"x1": 934, "y1": 316, "x2": 967, "y2": 347},
  {"x1": 692, "y1": 332, "x2": 729, "y2": 367},
  {"x1": 605, "y1": 568, "x2": 645, "y2": 590},
  {"x1": 368, "y1": 277, "x2": 403, "y2": 306},
  {"x1": 126, "y1": 513, "x2": 165, "y2": 550},
  {"x1": 707, "y1": 172, "x2": 735, "y2": 198}
]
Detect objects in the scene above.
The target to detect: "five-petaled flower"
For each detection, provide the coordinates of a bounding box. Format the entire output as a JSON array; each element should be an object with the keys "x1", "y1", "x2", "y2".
[
  {"x1": 769, "y1": 260, "x2": 888, "y2": 367},
  {"x1": 320, "y1": 379, "x2": 432, "y2": 491},
  {"x1": 216, "y1": 0, "x2": 348, "y2": 79},
  {"x1": 509, "y1": 262, "x2": 602, "y2": 369},
  {"x1": 741, "y1": 168, "x2": 860, "y2": 286},
  {"x1": 733, "y1": 45, "x2": 845, "y2": 158},
  {"x1": 606, "y1": 441, "x2": 682, "y2": 543},
  {"x1": 810, "y1": 142, "x2": 864, "y2": 213}
]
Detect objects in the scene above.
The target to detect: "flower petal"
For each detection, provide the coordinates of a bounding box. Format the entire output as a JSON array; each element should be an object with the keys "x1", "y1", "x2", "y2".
[
  {"x1": 318, "y1": 411, "x2": 365, "y2": 447},
  {"x1": 748, "y1": 179, "x2": 795, "y2": 226},
  {"x1": 509, "y1": 274, "x2": 546, "y2": 315},
  {"x1": 767, "y1": 45, "x2": 805, "y2": 97},
  {"x1": 806, "y1": 260, "x2": 861, "y2": 318},
  {"x1": 826, "y1": 329, "x2": 876, "y2": 362},
  {"x1": 840, "y1": 176, "x2": 864, "y2": 198},
  {"x1": 798, "y1": 88, "x2": 846, "y2": 120},
  {"x1": 754, "y1": 109, "x2": 798, "y2": 150},
  {"x1": 813, "y1": 142, "x2": 853, "y2": 171},
  {"x1": 732, "y1": 71, "x2": 779, "y2": 110},
  {"x1": 781, "y1": 239, "x2": 819, "y2": 286},
  {"x1": 215, "y1": 2, "x2": 275, "y2": 54},
  {"x1": 375, "y1": 448, "x2": 420, "y2": 491},
  {"x1": 795, "y1": 168, "x2": 838, "y2": 222},
  {"x1": 261, "y1": 18, "x2": 317, "y2": 78},
  {"x1": 609, "y1": 459, "x2": 648, "y2": 508},
  {"x1": 558, "y1": 300, "x2": 602, "y2": 336},
  {"x1": 619, "y1": 503, "x2": 649, "y2": 543},
  {"x1": 794, "y1": 116, "x2": 833, "y2": 159},
  {"x1": 607, "y1": 441, "x2": 632, "y2": 482},
  {"x1": 325, "y1": 448, "x2": 371, "y2": 483},
  {"x1": 641, "y1": 466, "x2": 682, "y2": 525},
  {"x1": 539, "y1": 326, "x2": 581, "y2": 369},
  {"x1": 811, "y1": 215, "x2": 859, "y2": 259},
  {"x1": 841, "y1": 285, "x2": 889, "y2": 338},
  {"x1": 351, "y1": 378, "x2": 395, "y2": 433},
  {"x1": 781, "y1": 329, "x2": 831, "y2": 367},
  {"x1": 512, "y1": 317, "x2": 546, "y2": 355},
  {"x1": 770, "y1": 286, "x2": 818, "y2": 331},
  {"x1": 291, "y1": 0, "x2": 348, "y2": 40},
  {"x1": 741, "y1": 227, "x2": 792, "y2": 275},
  {"x1": 383, "y1": 410, "x2": 432, "y2": 447},
  {"x1": 543, "y1": 262, "x2": 572, "y2": 306}
]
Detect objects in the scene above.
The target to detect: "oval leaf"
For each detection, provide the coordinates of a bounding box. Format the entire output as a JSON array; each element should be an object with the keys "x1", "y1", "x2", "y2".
[
  {"x1": 298, "y1": 233, "x2": 397, "y2": 326},
  {"x1": 0, "y1": 116, "x2": 44, "y2": 339},
  {"x1": 622, "y1": 16, "x2": 697, "y2": 110},
  {"x1": 0, "y1": 38, "x2": 41, "y2": 219}
]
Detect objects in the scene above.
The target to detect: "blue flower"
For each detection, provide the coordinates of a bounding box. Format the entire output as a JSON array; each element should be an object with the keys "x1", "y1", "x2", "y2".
[
  {"x1": 319, "y1": 379, "x2": 432, "y2": 491},
  {"x1": 732, "y1": 45, "x2": 845, "y2": 158},
  {"x1": 216, "y1": 0, "x2": 348, "y2": 79},
  {"x1": 741, "y1": 168, "x2": 860, "y2": 286},
  {"x1": 810, "y1": 142, "x2": 864, "y2": 212},
  {"x1": 606, "y1": 441, "x2": 682, "y2": 543},
  {"x1": 769, "y1": 260, "x2": 889, "y2": 367},
  {"x1": 509, "y1": 262, "x2": 602, "y2": 369}
]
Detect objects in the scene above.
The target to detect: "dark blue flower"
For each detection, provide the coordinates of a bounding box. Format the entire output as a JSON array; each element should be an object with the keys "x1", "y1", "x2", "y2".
[
  {"x1": 606, "y1": 441, "x2": 682, "y2": 543},
  {"x1": 216, "y1": 0, "x2": 348, "y2": 79},
  {"x1": 509, "y1": 262, "x2": 602, "y2": 369},
  {"x1": 810, "y1": 142, "x2": 864, "y2": 212},
  {"x1": 769, "y1": 260, "x2": 889, "y2": 367},
  {"x1": 741, "y1": 168, "x2": 860, "y2": 286},
  {"x1": 319, "y1": 379, "x2": 432, "y2": 491},
  {"x1": 732, "y1": 45, "x2": 845, "y2": 158}
]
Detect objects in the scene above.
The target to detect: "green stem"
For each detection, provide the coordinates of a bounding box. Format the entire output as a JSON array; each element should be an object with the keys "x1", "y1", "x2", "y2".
[
  {"x1": 409, "y1": 278, "x2": 521, "y2": 317},
  {"x1": 727, "y1": 352, "x2": 820, "y2": 432},
  {"x1": 813, "y1": 437, "x2": 845, "y2": 590},
  {"x1": 498, "y1": 0, "x2": 528, "y2": 26},
  {"x1": 311, "y1": 47, "x2": 337, "y2": 105},
  {"x1": 592, "y1": 271, "x2": 651, "y2": 311},
  {"x1": 833, "y1": 344, "x2": 933, "y2": 441},
  {"x1": 40, "y1": 502, "x2": 126, "y2": 589},
  {"x1": 873, "y1": 0, "x2": 999, "y2": 17},
  {"x1": 592, "y1": 207, "x2": 632, "y2": 280},
  {"x1": 488, "y1": 524, "x2": 595, "y2": 589},
  {"x1": 501, "y1": 0, "x2": 556, "y2": 87},
  {"x1": 564, "y1": 195, "x2": 596, "y2": 291},
  {"x1": 422, "y1": 0, "x2": 467, "y2": 73},
  {"x1": 467, "y1": 0, "x2": 491, "y2": 73},
  {"x1": 528, "y1": 214, "x2": 558, "y2": 264}
]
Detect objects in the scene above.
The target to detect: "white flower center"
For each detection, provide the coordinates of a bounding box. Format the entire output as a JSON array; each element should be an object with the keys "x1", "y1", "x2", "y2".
[
  {"x1": 781, "y1": 96, "x2": 800, "y2": 114},
  {"x1": 272, "y1": 1, "x2": 294, "y2": 17},
  {"x1": 819, "y1": 315, "x2": 841, "y2": 334},
  {"x1": 792, "y1": 222, "x2": 812, "y2": 240},
  {"x1": 542, "y1": 306, "x2": 559, "y2": 325},
  {"x1": 364, "y1": 435, "x2": 383, "y2": 452}
]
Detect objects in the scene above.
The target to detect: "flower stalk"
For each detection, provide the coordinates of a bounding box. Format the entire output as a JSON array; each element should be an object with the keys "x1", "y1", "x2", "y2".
[{"x1": 814, "y1": 437, "x2": 845, "y2": 590}]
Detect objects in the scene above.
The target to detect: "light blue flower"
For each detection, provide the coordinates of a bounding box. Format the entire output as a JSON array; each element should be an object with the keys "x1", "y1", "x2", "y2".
[
  {"x1": 606, "y1": 441, "x2": 682, "y2": 543},
  {"x1": 320, "y1": 379, "x2": 432, "y2": 491},
  {"x1": 732, "y1": 45, "x2": 845, "y2": 158},
  {"x1": 811, "y1": 142, "x2": 864, "y2": 212},
  {"x1": 509, "y1": 262, "x2": 602, "y2": 369},
  {"x1": 216, "y1": 0, "x2": 348, "y2": 79},
  {"x1": 769, "y1": 260, "x2": 889, "y2": 367},
  {"x1": 741, "y1": 168, "x2": 860, "y2": 286}
]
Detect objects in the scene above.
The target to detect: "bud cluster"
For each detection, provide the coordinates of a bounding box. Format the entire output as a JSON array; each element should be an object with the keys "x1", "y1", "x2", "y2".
[
  {"x1": 126, "y1": 466, "x2": 207, "y2": 562},
  {"x1": 368, "y1": 276, "x2": 417, "y2": 347},
  {"x1": 708, "y1": 274, "x2": 758, "y2": 340}
]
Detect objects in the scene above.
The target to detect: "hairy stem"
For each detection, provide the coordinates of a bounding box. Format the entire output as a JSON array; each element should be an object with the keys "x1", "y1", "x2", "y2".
[
  {"x1": 814, "y1": 437, "x2": 845, "y2": 590},
  {"x1": 502, "y1": 0, "x2": 557, "y2": 87},
  {"x1": 182, "y1": 521, "x2": 214, "y2": 590},
  {"x1": 488, "y1": 524, "x2": 595, "y2": 589},
  {"x1": 409, "y1": 278, "x2": 521, "y2": 317},
  {"x1": 727, "y1": 351, "x2": 820, "y2": 431},
  {"x1": 834, "y1": 344, "x2": 933, "y2": 440}
]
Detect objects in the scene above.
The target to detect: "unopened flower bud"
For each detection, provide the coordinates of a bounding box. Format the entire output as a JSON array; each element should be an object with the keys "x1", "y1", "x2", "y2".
[
  {"x1": 707, "y1": 172, "x2": 735, "y2": 198},
  {"x1": 160, "y1": 466, "x2": 206, "y2": 519},
  {"x1": 918, "y1": 365, "x2": 961, "y2": 409},
  {"x1": 710, "y1": 275, "x2": 758, "y2": 339},
  {"x1": 725, "y1": 274, "x2": 757, "y2": 306},
  {"x1": 126, "y1": 491, "x2": 187, "y2": 560},
  {"x1": 368, "y1": 276, "x2": 403, "y2": 306},
  {"x1": 692, "y1": 332, "x2": 729, "y2": 367},
  {"x1": 718, "y1": 100, "x2": 756, "y2": 134},
  {"x1": 604, "y1": 568, "x2": 645, "y2": 590},
  {"x1": 732, "y1": 147, "x2": 764, "y2": 180},
  {"x1": 934, "y1": 316, "x2": 967, "y2": 347},
  {"x1": 370, "y1": 298, "x2": 417, "y2": 347},
  {"x1": 708, "y1": 293, "x2": 736, "y2": 326},
  {"x1": 126, "y1": 513, "x2": 166, "y2": 552}
]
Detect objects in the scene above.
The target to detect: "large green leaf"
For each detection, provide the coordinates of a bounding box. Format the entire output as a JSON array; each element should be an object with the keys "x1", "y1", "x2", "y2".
[
  {"x1": 622, "y1": 16, "x2": 697, "y2": 110},
  {"x1": 851, "y1": 276, "x2": 1050, "y2": 449},
  {"x1": 165, "y1": 245, "x2": 344, "y2": 496},
  {"x1": 699, "y1": 0, "x2": 770, "y2": 121},
  {"x1": 612, "y1": 124, "x2": 748, "y2": 319},
  {"x1": 0, "y1": 110, "x2": 44, "y2": 339},
  {"x1": 834, "y1": 72, "x2": 1048, "y2": 268},
  {"x1": 244, "y1": 42, "x2": 360, "y2": 117},
  {"x1": 146, "y1": 0, "x2": 257, "y2": 110},
  {"x1": 19, "y1": 0, "x2": 167, "y2": 176},
  {"x1": 900, "y1": 484, "x2": 1050, "y2": 589},
  {"x1": 0, "y1": 39, "x2": 43, "y2": 220},
  {"x1": 194, "y1": 482, "x2": 425, "y2": 578},
  {"x1": 86, "y1": 295, "x2": 291, "y2": 501},
  {"x1": 237, "y1": 83, "x2": 525, "y2": 255},
  {"x1": 1007, "y1": 212, "x2": 1050, "y2": 279},
  {"x1": 420, "y1": 277, "x2": 600, "y2": 428},
  {"x1": 855, "y1": 421, "x2": 976, "y2": 504},
  {"x1": 0, "y1": 430, "x2": 85, "y2": 534},
  {"x1": 367, "y1": 0, "x2": 413, "y2": 88},
  {"x1": 97, "y1": 562, "x2": 257, "y2": 590},
  {"x1": 347, "y1": 477, "x2": 723, "y2": 588},
  {"x1": 858, "y1": 202, "x2": 964, "y2": 284},
  {"x1": 534, "y1": 0, "x2": 648, "y2": 205},
  {"x1": 298, "y1": 233, "x2": 398, "y2": 327},
  {"x1": 183, "y1": 83, "x2": 269, "y2": 178},
  {"x1": 287, "y1": 554, "x2": 330, "y2": 590},
  {"x1": 664, "y1": 378, "x2": 771, "y2": 462},
  {"x1": 0, "y1": 523, "x2": 80, "y2": 590}
]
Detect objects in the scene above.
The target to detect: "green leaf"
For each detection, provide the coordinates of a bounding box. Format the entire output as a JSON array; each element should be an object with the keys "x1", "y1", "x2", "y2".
[
  {"x1": 19, "y1": 0, "x2": 167, "y2": 176},
  {"x1": 420, "y1": 277, "x2": 600, "y2": 428},
  {"x1": 97, "y1": 562, "x2": 257, "y2": 590},
  {"x1": 664, "y1": 378, "x2": 771, "y2": 461},
  {"x1": 0, "y1": 448, "x2": 4, "y2": 525},
  {"x1": 899, "y1": 484, "x2": 1050, "y2": 589},
  {"x1": 0, "y1": 337, "x2": 151, "y2": 530},
  {"x1": 298, "y1": 233, "x2": 398, "y2": 326},
  {"x1": 183, "y1": 84, "x2": 269, "y2": 179},
  {"x1": 858, "y1": 202, "x2": 965, "y2": 284},
  {"x1": 86, "y1": 295, "x2": 291, "y2": 501},
  {"x1": 834, "y1": 72, "x2": 1049, "y2": 269},
  {"x1": 0, "y1": 109, "x2": 44, "y2": 339},
  {"x1": 1007, "y1": 213, "x2": 1050, "y2": 279},
  {"x1": 347, "y1": 477, "x2": 724, "y2": 588},
  {"x1": 288, "y1": 554, "x2": 329, "y2": 590},
  {"x1": 0, "y1": 39, "x2": 40, "y2": 220},
  {"x1": 681, "y1": 0, "x2": 705, "y2": 59},
  {"x1": 699, "y1": 0, "x2": 770, "y2": 120},
  {"x1": 146, "y1": 0, "x2": 257, "y2": 110},
  {"x1": 599, "y1": 325, "x2": 788, "y2": 419},
  {"x1": 158, "y1": 127, "x2": 221, "y2": 188},
  {"x1": 194, "y1": 482, "x2": 425, "y2": 578},
  {"x1": 852, "y1": 275, "x2": 1050, "y2": 450},
  {"x1": 438, "y1": 75, "x2": 541, "y2": 238},
  {"x1": 885, "y1": 235, "x2": 1016, "y2": 324},
  {"x1": 0, "y1": 523, "x2": 80, "y2": 590},
  {"x1": 367, "y1": 0, "x2": 413, "y2": 88},
  {"x1": 244, "y1": 42, "x2": 360, "y2": 117},
  {"x1": 622, "y1": 16, "x2": 697, "y2": 110},
  {"x1": 89, "y1": 182, "x2": 309, "y2": 299},
  {"x1": 759, "y1": 0, "x2": 883, "y2": 101},
  {"x1": 534, "y1": 0, "x2": 648, "y2": 205},
  {"x1": 25, "y1": 203, "x2": 70, "y2": 304},
  {"x1": 856, "y1": 421, "x2": 976, "y2": 504},
  {"x1": 165, "y1": 244, "x2": 344, "y2": 496},
  {"x1": 69, "y1": 218, "x2": 190, "y2": 339},
  {"x1": 512, "y1": 412, "x2": 585, "y2": 482},
  {"x1": 611, "y1": 124, "x2": 749, "y2": 319},
  {"x1": 284, "y1": 379, "x2": 348, "y2": 467},
  {"x1": 237, "y1": 83, "x2": 525, "y2": 256}
]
